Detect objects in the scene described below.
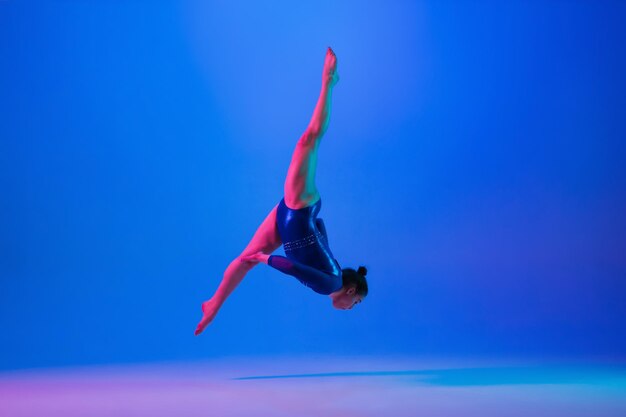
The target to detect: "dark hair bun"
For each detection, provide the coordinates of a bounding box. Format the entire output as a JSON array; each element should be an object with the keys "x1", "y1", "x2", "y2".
[{"x1": 357, "y1": 266, "x2": 368, "y2": 277}]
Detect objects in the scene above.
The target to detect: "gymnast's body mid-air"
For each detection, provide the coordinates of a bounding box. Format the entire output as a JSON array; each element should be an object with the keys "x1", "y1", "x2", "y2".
[{"x1": 195, "y1": 47, "x2": 368, "y2": 336}]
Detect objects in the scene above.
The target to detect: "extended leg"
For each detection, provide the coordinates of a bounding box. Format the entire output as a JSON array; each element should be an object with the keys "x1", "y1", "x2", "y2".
[
  {"x1": 284, "y1": 47, "x2": 339, "y2": 209},
  {"x1": 194, "y1": 205, "x2": 281, "y2": 335}
]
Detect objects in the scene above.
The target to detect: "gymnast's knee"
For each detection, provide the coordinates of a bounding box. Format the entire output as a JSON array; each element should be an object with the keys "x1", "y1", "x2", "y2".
[{"x1": 298, "y1": 129, "x2": 321, "y2": 148}]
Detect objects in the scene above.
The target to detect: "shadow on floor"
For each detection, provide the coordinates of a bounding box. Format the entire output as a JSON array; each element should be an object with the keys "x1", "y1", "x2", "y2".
[{"x1": 234, "y1": 365, "x2": 626, "y2": 387}]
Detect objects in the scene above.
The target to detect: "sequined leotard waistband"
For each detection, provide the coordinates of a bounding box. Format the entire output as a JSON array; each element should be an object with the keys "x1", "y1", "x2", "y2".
[{"x1": 283, "y1": 230, "x2": 324, "y2": 252}]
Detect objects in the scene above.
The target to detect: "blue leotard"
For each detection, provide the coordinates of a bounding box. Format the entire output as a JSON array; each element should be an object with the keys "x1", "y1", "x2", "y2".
[{"x1": 268, "y1": 197, "x2": 343, "y2": 295}]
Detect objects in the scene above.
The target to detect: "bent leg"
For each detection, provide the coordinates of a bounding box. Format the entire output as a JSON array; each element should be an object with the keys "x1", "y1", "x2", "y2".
[{"x1": 195, "y1": 205, "x2": 281, "y2": 335}]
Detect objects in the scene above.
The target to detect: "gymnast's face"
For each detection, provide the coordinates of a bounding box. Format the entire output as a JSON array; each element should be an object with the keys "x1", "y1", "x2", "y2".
[{"x1": 332, "y1": 286, "x2": 364, "y2": 310}]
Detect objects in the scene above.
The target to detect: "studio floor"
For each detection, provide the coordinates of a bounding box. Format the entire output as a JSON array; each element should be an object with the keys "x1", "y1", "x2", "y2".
[{"x1": 1, "y1": 356, "x2": 625, "y2": 417}]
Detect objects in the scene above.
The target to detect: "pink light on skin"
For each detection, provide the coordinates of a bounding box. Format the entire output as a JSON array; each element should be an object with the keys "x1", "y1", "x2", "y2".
[
  {"x1": 330, "y1": 285, "x2": 364, "y2": 310},
  {"x1": 194, "y1": 47, "x2": 342, "y2": 337}
]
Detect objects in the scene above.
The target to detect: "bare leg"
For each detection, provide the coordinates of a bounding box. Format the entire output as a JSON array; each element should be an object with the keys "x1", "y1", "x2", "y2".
[
  {"x1": 194, "y1": 205, "x2": 281, "y2": 335},
  {"x1": 284, "y1": 47, "x2": 339, "y2": 209},
  {"x1": 195, "y1": 48, "x2": 339, "y2": 334}
]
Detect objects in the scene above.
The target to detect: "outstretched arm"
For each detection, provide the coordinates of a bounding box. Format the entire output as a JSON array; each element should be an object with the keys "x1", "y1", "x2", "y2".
[
  {"x1": 267, "y1": 255, "x2": 340, "y2": 295},
  {"x1": 239, "y1": 252, "x2": 340, "y2": 295}
]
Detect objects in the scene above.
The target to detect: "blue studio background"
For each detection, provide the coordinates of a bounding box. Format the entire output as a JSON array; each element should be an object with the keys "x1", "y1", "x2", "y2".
[{"x1": 1, "y1": 1, "x2": 625, "y2": 371}]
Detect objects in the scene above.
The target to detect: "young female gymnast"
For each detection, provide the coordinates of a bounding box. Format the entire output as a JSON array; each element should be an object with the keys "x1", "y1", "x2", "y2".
[{"x1": 195, "y1": 47, "x2": 368, "y2": 336}]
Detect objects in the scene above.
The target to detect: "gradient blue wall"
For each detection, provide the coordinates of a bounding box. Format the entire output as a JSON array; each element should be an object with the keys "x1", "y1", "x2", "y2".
[{"x1": 1, "y1": 0, "x2": 625, "y2": 371}]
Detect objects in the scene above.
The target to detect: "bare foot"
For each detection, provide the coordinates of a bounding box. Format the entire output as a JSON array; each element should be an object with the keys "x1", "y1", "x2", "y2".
[
  {"x1": 194, "y1": 299, "x2": 219, "y2": 336},
  {"x1": 323, "y1": 46, "x2": 339, "y2": 87}
]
